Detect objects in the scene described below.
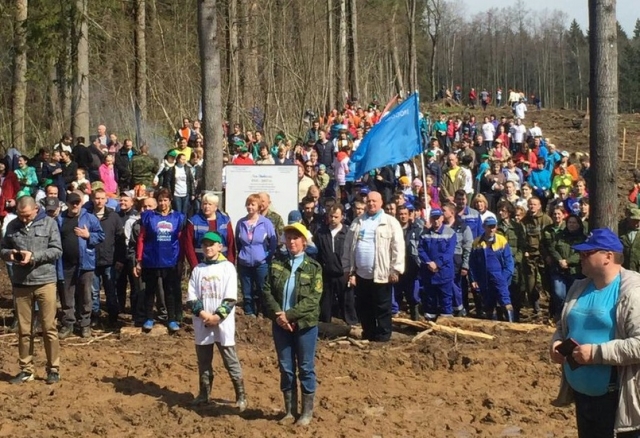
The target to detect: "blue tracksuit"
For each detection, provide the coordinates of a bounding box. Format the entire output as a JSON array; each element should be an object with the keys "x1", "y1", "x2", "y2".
[
  {"x1": 418, "y1": 224, "x2": 457, "y2": 318},
  {"x1": 391, "y1": 221, "x2": 423, "y2": 314},
  {"x1": 458, "y1": 206, "x2": 483, "y2": 239},
  {"x1": 469, "y1": 233, "x2": 514, "y2": 313}
]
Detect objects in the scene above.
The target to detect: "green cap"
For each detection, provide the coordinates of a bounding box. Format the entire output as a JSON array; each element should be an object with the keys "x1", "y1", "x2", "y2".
[
  {"x1": 168, "y1": 149, "x2": 178, "y2": 158},
  {"x1": 481, "y1": 154, "x2": 490, "y2": 159},
  {"x1": 202, "y1": 231, "x2": 223, "y2": 244},
  {"x1": 234, "y1": 140, "x2": 246, "y2": 148}
]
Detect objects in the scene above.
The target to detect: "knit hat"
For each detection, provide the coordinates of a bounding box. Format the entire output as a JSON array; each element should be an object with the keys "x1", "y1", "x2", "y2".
[
  {"x1": 412, "y1": 178, "x2": 423, "y2": 188},
  {"x1": 399, "y1": 176, "x2": 410, "y2": 186}
]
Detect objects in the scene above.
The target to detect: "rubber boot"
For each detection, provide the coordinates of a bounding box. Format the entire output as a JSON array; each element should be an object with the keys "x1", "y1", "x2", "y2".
[
  {"x1": 410, "y1": 305, "x2": 420, "y2": 321},
  {"x1": 192, "y1": 370, "x2": 212, "y2": 405},
  {"x1": 232, "y1": 379, "x2": 247, "y2": 412},
  {"x1": 295, "y1": 392, "x2": 315, "y2": 426},
  {"x1": 278, "y1": 390, "x2": 297, "y2": 425}
]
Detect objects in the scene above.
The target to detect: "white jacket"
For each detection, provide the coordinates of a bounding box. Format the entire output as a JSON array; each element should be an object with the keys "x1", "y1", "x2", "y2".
[
  {"x1": 341, "y1": 212, "x2": 405, "y2": 283},
  {"x1": 551, "y1": 268, "x2": 640, "y2": 434}
]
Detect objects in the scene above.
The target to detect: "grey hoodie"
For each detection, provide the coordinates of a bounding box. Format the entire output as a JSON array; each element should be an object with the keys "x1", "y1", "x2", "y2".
[{"x1": 1, "y1": 209, "x2": 62, "y2": 286}]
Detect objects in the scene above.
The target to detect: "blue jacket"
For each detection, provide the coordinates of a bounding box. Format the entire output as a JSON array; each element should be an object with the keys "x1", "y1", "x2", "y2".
[
  {"x1": 469, "y1": 233, "x2": 514, "y2": 289},
  {"x1": 235, "y1": 214, "x2": 277, "y2": 267},
  {"x1": 140, "y1": 210, "x2": 186, "y2": 269},
  {"x1": 418, "y1": 224, "x2": 457, "y2": 284},
  {"x1": 528, "y1": 168, "x2": 551, "y2": 192},
  {"x1": 502, "y1": 167, "x2": 524, "y2": 188},
  {"x1": 57, "y1": 208, "x2": 105, "y2": 272},
  {"x1": 458, "y1": 206, "x2": 483, "y2": 239},
  {"x1": 545, "y1": 151, "x2": 561, "y2": 173},
  {"x1": 189, "y1": 210, "x2": 231, "y2": 261}
]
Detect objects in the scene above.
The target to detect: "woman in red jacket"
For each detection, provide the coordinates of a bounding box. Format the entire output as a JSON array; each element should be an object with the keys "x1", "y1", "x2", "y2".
[{"x1": 0, "y1": 162, "x2": 20, "y2": 221}]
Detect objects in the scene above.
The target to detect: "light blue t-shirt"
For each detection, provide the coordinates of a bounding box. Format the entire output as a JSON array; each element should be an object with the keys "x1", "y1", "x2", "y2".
[
  {"x1": 354, "y1": 211, "x2": 383, "y2": 280},
  {"x1": 565, "y1": 274, "x2": 620, "y2": 396},
  {"x1": 282, "y1": 252, "x2": 305, "y2": 311}
]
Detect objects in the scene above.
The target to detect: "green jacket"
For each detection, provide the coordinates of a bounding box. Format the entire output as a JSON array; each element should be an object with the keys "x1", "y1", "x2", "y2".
[
  {"x1": 265, "y1": 209, "x2": 285, "y2": 242},
  {"x1": 542, "y1": 223, "x2": 565, "y2": 256},
  {"x1": 522, "y1": 211, "x2": 553, "y2": 256},
  {"x1": 497, "y1": 219, "x2": 525, "y2": 265},
  {"x1": 548, "y1": 229, "x2": 585, "y2": 275},
  {"x1": 130, "y1": 154, "x2": 159, "y2": 187},
  {"x1": 262, "y1": 252, "x2": 323, "y2": 329},
  {"x1": 621, "y1": 229, "x2": 640, "y2": 272}
]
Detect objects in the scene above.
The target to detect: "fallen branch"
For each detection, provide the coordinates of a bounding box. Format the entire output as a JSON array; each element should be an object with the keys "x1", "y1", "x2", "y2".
[
  {"x1": 392, "y1": 317, "x2": 431, "y2": 330},
  {"x1": 426, "y1": 321, "x2": 494, "y2": 341},
  {"x1": 347, "y1": 337, "x2": 368, "y2": 349},
  {"x1": 67, "y1": 332, "x2": 113, "y2": 346},
  {"x1": 411, "y1": 328, "x2": 433, "y2": 343},
  {"x1": 437, "y1": 317, "x2": 555, "y2": 334}
]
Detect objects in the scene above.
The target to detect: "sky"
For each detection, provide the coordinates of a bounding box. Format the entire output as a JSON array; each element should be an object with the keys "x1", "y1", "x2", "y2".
[{"x1": 465, "y1": 0, "x2": 638, "y2": 35}]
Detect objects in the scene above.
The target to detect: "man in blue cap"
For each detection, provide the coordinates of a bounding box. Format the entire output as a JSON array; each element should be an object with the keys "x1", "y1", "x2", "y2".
[
  {"x1": 418, "y1": 208, "x2": 457, "y2": 320},
  {"x1": 469, "y1": 216, "x2": 515, "y2": 321},
  {"x1": 550, "y1": 228, "x2": 640, "y2": 438}
]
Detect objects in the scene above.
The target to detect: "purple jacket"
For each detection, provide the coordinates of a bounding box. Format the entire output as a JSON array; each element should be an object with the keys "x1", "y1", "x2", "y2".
[{"x1": 235, "y1": 215, "x2": 278, "y2": 267}]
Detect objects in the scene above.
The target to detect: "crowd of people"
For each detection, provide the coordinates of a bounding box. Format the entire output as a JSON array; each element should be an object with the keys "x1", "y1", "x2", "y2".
[{"x1": 1, "y1": 97, "x2": 638, "y2": 431}]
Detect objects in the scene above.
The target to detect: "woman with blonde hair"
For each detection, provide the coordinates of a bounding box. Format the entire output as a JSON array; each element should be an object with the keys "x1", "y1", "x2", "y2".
[{"x1": 472, "y1": 193, "x2": 496, "y2": 223}]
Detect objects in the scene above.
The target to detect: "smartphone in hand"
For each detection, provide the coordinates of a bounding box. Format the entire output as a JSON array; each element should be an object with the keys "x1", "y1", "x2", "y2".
[{"x1": 555, "y1": 338, "x2": 583, "y2": 370}]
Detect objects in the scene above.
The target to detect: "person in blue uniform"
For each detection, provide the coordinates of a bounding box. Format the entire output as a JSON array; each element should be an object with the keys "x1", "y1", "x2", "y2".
[
  {"x1": 418, "y1": 208, "x2": 457, "y2": 320},
  {"x1": 469, "y1": 216, "x2": 515, "y2": 321}
]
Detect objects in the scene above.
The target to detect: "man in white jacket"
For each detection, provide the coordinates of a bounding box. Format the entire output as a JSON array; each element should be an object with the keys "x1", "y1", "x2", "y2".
[
  {"x1": 342, "y1": 191, "x2": 405, "y2": 342},
  {"x1": 187, "y1": 231, "x2": 247, "y2": 411},
  {"x1": 550, "y1": 228, "x2": 640, "y2": 437}
]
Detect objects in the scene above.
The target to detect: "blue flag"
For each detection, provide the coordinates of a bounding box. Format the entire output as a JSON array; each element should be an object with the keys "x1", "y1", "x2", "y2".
[{"x1": 350, "y1": 93, "x2": 422, "y2": 180}]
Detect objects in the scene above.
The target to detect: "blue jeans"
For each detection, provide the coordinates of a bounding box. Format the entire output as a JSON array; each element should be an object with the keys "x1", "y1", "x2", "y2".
[
  {"x1": 238, "y1": 263, "x2": 268, "y2": 316},
  {"x1": 551, "y1": 273, "x2": 577, "y2": 320},
  {"x1": 173, "y1": 196, "x2": 189, "y2": 215},
  {"x1": 272, "y1": 322, "x2": 318, "y2": 394},
  {"x1": 92, "y1": 265, "x2": 118, "y2": 319}
]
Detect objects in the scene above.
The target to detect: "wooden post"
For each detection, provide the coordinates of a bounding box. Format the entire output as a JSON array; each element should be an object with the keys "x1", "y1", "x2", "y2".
[
  {"x1": 622, "y1": 128, "x2": 627, "y2": 161},
  {"x1": 636, "y1": 141, "x2": 639, "y2": 169}
]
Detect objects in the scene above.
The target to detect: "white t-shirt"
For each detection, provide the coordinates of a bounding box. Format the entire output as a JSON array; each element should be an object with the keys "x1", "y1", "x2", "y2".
[
  {"x1": 354, "y1": 213, "x2": 383, "y2": 279},
  {"x1": 510, "y1": 125, "x2": 527, "y2": 143},
  {"x1": 515, "y1": 103, "x2": 527, "y2": 119},
  {"x1": 187, "y1": 259, "x2": 238, "y2": 346},
  {"x1": 528, "y1": 126, "x2": 542, "y2": 138},
  {"x1": 482, "y1": 123, "x2": 495, "y2": 142},
  {"x1": 173, "y1": 165, "x2": 188, "y2": 197}
]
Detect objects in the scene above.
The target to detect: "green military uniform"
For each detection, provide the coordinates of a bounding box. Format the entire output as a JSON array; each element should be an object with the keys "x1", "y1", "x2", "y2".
[
  {"x1": 262, "y1": 252, "x2": 323, "y2": 329},
  {"x1": 620, "y1": 210, "x2": 640, "y2": 272},
  {"x1": 549, "y1": 229, "x2": 585, "y2": 277},
  {"x1": 497, "y1": 218, "x2": 526, "y2": 321},
  {"x1": 521, "y1": 210, "x2": 553, "y2": 314},
  {"x1": 265, "y1": 209, "x2": 285, "y2": 243},
  {"x1": 130, "y1": 154, "x2": 159, "y2": 187}
]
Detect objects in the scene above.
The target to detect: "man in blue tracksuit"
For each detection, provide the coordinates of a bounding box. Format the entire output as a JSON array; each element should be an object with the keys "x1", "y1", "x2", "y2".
[
  {"x1": 418, "y1": 209, "x2": 457, "y2": 320},
  {"x1": 391, "y1": 205, "x2": 423, "y2": 320},
  {"x1": 469, "y1": 216, "x2": 515, "y2": 321},
  {"x1": 454, "y1": 190, "x2": 483, "y2": 238},
  {"x1": 442, "y1": 202, "x2": 473, "y2": 316},
  {"x1": 57, "y1": 192, "x2": 105, "y2": 339}
]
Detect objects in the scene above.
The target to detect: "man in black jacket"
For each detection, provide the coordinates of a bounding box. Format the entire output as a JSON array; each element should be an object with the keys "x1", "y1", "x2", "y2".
[
  {"x1": 313, "y1": 205, "x2": 357, "y2": 325},
  {"x1": 115, "y1": 138, "x2": 136, "y2": 191},
  {"x1": 314, "y1": 128, "x2": 333, "y2": 170},
  {"x1": 391, "y1": 205, "x2": 423, "y2": 320},
  {"x1": 91, "y1": 188, "x2": 125, "y2": 327},
  {"x1": 72, "y1": 137, "x2": 92, "y2": 172},
  {"x1": 116, "y1": 191, "x2": 139, "y2": 314}
]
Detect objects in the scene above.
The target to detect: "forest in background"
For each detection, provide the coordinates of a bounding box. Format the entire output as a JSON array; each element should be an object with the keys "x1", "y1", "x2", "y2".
[{"x1": 1, "y1": 0, "x2": 639, "y2": 155}]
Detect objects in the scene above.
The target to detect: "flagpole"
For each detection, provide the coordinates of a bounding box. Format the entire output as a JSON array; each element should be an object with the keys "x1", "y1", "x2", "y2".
[{"x1": 415, "y1": 90, "x2": 429, "y2": 219}]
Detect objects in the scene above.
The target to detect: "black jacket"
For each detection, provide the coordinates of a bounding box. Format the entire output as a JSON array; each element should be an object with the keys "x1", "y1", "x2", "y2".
[
  {"x1": 191, "y1": 164, "x2": 204, "y2": 196},
  {"x1": 314, "y1": 140, "x2": 334, "y2": 168},
  {"x1": 94, "y1": 207, "x2": 126, "y2": 266},
  {"x1": 61, "y1": 161, "x2": 78, "y2": 188},
  {"x1": 313, "y1": 225, "x2": 347, "y2": 277},
  {"x1": 72, "y1": 144, "x2": 93, "y2": 170},
  {"x1": 115, "y1": 147, "x2": 136, "y2": 190},
  {"x1": 162, "y1": 164, "x2": 195, "y2": 198}
]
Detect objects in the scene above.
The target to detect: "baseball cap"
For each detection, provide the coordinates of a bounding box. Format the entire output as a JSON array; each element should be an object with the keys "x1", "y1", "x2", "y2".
[
  {"x1": 572, "y1": 228, "x2": 623, "y2": 253},
  {"x1": 283, "y1": 222, "x2": 310, "y2": 242},
  {"x1": 561, "y1": 150, "x2": 570, "y2": 157},
  {"x1": 168, "y1": 149, "x2": 178, "y2": 158},
  {"x1": 483, "y1": 216, "x2": 498, "y2": 226},
  {"x1": 66, "y1": 192, "x2": 82, "y2": 204},
  {"x1": 44, "y1": 197, "x2": 60, "y2": 212},
  {"x1": 287, "y1": 210, "x2": 302, "y2": 224},
  {"x1": 359, "y1": 187, "x2": 370, "y2": 195},
  {"x1": 319, "y1": 164, "x2": 326, "y2": 171},
  {"x1": 202, "y1": 231, "x2": 224, "y2": 244},
  {"x1": 630, "y1": 208, "x2": 640, "y2": 221},
  {"x1": 430, "y1": 208, "x2": 443, "y2": 217}
]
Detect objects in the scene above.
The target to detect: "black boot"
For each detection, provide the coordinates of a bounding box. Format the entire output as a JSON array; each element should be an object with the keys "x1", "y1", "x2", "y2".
[
  {"x1": 192, "y1": 370, "x2": 212, "y2": 405},
  {"x1": 278, "y1": 390, "x2": 296, "y2": 424},
  {"x1": 295, "y1": 392, "x2": 315, "y2": 426},
  {"x1": 232, "y1": 379, "x2": 247, "y2": 412},
  {"x1": 410, "y1": 305, "x2": 420, "y2": 321}
]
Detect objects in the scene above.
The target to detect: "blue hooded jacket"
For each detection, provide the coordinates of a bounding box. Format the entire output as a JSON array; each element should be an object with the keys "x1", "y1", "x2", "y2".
[{"x1": 57, "y1": 208, "x2": 105, "y2": 272}]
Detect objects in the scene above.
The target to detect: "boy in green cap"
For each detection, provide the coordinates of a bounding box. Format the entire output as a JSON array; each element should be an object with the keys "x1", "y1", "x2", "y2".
[{"x1": 186, "y1": 231, "x2": 247, "y2": 410}]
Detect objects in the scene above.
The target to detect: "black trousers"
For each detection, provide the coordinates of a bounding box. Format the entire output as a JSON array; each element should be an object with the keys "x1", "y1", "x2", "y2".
[
  {"x1": 142, "y1": 267, "x2": 181, "y2": 323},
  {"x1": 354, "y1": 275, "x2": 392, "y2": 342},
  {"x1": 320, "y1": 274, "x2": 358, "y2": 326},
  {"x1": 116, "y1": 259, "x2": 140, "y2": 314},
  {"x1": 574, "y1": 389, "x2": 640, "y2": 438}
]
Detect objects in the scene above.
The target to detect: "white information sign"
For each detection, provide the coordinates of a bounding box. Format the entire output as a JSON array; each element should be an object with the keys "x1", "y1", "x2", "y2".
[{"x1": 224, "y1": 165, "x2": 299, "y2": 229}]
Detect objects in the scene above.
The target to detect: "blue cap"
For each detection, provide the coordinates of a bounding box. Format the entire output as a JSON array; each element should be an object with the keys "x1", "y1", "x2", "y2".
[
  {"x1": 359, "y1": 187, "x2": 370, "y2": 195},
  {"x1": 430, "y1": 208, "x2": 443, "y2": 217},
  {"x1": 572, "y1": 228, "x2": 623, "y2": 253},
  {"x1": 483, "y1": 216, "x2": 498, "y2": 226},
  {"x1": 287, "y1": 210, "x2": 302, "y2": 224},
  {"x1": 405, "y1": 202, "x2": 415, "y2": 211}
]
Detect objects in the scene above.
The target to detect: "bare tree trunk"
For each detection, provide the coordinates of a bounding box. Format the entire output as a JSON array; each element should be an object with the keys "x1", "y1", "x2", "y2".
[
  {"x1": 348, "y1": 0, "x2": 360, "y2": 100},
  {"x1": 426, "y1": 0, "x2": 441, "y2": 101},
  {"x1": 406, "y1": 0, "x2": 417, "y2": 92},
  {"x1": 72, "y1": 0, "x2": 90, "y2": 140},
  {"x1": 327, "y1": 0, "x2": 335, "y2": 112},
  {"x1": 588, "y1": 0, "x2": 618, "y2": 230},
  {"x1": 390, "y1": 5, "x2": 404, "y2": 95},
  {"x1": 242, "y1": 0, "x2": 259, "y2": 128},
  {"x1": 198, "y1": 0, "x2": 224, "y2": 191},
  {"x1": 338, "y1": 0, "x2": 347, "y2": 104},
  {"x1": 134, "y1": 0, "x2": 147, "y2": 145},
  {"x1": 11, "y1": 0, "x2": 28, "y2": 151},
  {"x1": 226, "y1": 0, "x2": 239, "y2": 125}
]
